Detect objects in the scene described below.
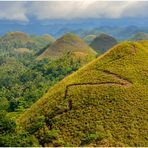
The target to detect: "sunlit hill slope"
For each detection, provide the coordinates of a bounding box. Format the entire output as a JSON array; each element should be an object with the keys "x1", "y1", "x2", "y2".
[{"x1": 18, "y1": 41, "x2": 148, "y2": 147}]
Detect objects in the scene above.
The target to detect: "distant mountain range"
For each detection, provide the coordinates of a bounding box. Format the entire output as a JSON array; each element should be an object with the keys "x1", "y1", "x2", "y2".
[{"x1": 0, "y1": 18, "x2": 148, "y2": 39}]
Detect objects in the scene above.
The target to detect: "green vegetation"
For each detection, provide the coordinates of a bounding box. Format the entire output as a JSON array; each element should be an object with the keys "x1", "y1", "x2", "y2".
[
  {"x1": 37, "y1": 32, "x2": 97, "y2": 60},
  {"x1": 0, "y1": 31, "x2": 55, "y2": 53},
  {"x1": 0, "y1": 30, "x2": 148, "y2": 147},
  {"x1": 17, "y1": 41, "x2": 148, "y2": 146},
  {"x1": 0, "y1": 31, "x2": 97, "y2": 147},
  {"x1": 0, "y1": 35, "x2": 95, "y2": 113},
  {"x1": 90, "y1": 33, "x2": 118, "y2": 53},
  {"x1": 0, "y1": 111, "x2": 39, "y2": 147}
]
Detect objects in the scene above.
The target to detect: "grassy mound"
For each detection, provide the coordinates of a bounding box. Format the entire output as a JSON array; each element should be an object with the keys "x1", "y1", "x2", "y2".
[
  {"x1": 130, "y1": 32, "x2": 148, "y2": 41},
  {"x1": 0, "y1": 32, "x2": 55, "y2": 53},
  {"x1": 90, "y1": 33, "x2": 118, "y2": 54},
  {"x1": 37, "y1": 32, "x2": 97, "y2": 60},
  {"x1": 39, "y1": 34, "x2": 55, "y2": 42},
  {"x1": 83, "y1": 35, "x2": 97, "y2": 44},
  {"x1": 1, "y1": 32, "x2": 33, "y2": 43},
  {"x1": 17, "y1": 41, "x2": 148, "y2": 147},
  {"x1": 32, "y1": 34, "x2": 55, "y2": 45}
]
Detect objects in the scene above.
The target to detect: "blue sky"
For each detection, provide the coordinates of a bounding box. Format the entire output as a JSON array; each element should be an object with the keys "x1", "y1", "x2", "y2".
[{"x1": 0, "y1": 1, "x2": 148, "y2": 22}]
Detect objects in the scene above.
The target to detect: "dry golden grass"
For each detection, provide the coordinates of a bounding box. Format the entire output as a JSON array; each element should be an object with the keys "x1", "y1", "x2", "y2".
[{"x1": 37, "y1": 33, "x2": 97, "y2": 60}]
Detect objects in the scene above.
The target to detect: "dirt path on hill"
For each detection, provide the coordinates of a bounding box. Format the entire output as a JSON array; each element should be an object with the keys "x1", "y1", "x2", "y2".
[
  {"x1": 44, "y1": 70, "x2": 133, "y2": 131},
  {"x1": 64, "y1": 70, "x2": 132, "y2": 99},
  {"x1": 131, "y1": 44, "x2": 136, "y2": 55},
  {"x1": 102, "y1": 70, "x2": 133, "y2": 85}
]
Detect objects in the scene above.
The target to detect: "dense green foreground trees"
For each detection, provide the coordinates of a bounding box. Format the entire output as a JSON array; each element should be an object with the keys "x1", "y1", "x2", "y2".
[
  {"x1": 0, "y1": 32, "x2": 96, "y2": 146},
  {"x1": 0, "y1": 32, "x2": 96, "y2": 113},
  {"x1": 0, "y1": 52, "x2": 82, "y2": 112},
  {"x1": 0, "y1": 111, "x2": 38, "y2": 146}
]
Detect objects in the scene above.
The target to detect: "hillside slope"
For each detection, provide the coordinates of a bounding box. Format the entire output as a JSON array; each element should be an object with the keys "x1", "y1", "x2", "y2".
[
  {"x1": 18, "y1": 41, "x2": 148, "y2": 147},
  {"x1": 37, "y1": 33, "x2": 97, "y2": 60},
  {"x1": 90, "y1": 33, "x2": 118, "y2": 53}
]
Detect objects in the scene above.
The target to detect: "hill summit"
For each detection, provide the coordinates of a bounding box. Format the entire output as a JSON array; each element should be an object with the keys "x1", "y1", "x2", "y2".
[
  {"x1": 37, "y1": 32, "x2": 97, "y2": 60},
  {"x1": 1, "y1": 31, "x2": 31, "y2": 43},
  {"x1": 18, "y1": 41, "x2": 148, "y2": 147},
  {"x1": 40, "y1": 34, "x2": 55, "y2": 42},
  {"x1": 90, "y1": 33, "x2": 118, "y2": 53}
]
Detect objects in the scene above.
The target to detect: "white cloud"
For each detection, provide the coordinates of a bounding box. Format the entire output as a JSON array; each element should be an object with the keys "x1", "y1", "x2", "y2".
[
  {"x1": 28, "y1": 1, "x2": 128, "y2": 19},
  {"x1": 0, "y1": 1, "x2": 147, "y2": 21},
  {"x1": 0, "y1": 2, "x2": 28, "y2": 21}
]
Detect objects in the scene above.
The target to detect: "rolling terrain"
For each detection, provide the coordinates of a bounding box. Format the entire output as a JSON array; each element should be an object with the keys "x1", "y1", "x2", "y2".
[
  {"x1": 0, "y1": 31, "x2": 97, "y2": 114},
  {"x1": 17, "y1": 41, "x2": 148, "y2": 146},
  {"x1": 90, "y1": 33, "x2": 118, "y2": 53},
  {"x1": 0, "y1": 32, "x2": 55, "y2": 53}
]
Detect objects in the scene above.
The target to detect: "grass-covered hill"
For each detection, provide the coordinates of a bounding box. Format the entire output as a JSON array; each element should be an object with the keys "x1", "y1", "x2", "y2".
[
  {"x1": 0, "y1": 32, "x2": 55, "y2": 53},
  {"x1": 83, "y1": 34, "x2": 97, "y2": 44},
  {"x1": 32, "y1": 34, "x2": 55, "y2": 46},
  {"x1": 130, "y1": 32, "x2": 148, "y2": 41},
  {"x1": 1, "y1": 32, "x2": 55, "y2": 44},
  {"x1": 90, "y1": 33, "x2": 118, "y2": 54},
  {"x1": 37, "y1": 32, "x2": 97, "y2": 60},
  {"x1": 1, "y1": 32, "x2": 31, "y2": 42},
  {"x1": 0, "y1": 32, "x2": 34, "y2": 48},
  {"x1": 17, "y1": 41, "x2": 148, "y2": 147},
  {"x1": 0, "y1": 31, "x2": 96, "y2": 116}
]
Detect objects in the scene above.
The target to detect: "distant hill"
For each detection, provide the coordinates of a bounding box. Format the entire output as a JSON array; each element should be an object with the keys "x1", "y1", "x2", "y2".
[
  {"x1": 90, "y1": 33, "x2": 118, "y2": 53},
  {"x1": 40, "y1": 34, "x2": 55, "y2": 42},
  {"x1": 83, "y1": 35, "x2": 97, "y2": 44},
  {"x1": 0, "y1": 31, "x2": 34, "y2": 44},
  {"x1": 130, "y1": 32, "x2": 148, "y2": 41},
  {"x1": 18, "y1": 41, "x2": 148, "y2": 147},
  {"x1": 0, "y1": 32, "x2": 55, "y2": 52},
  {"x1": 32, "y1": 34, "x2": 55, "y2": 45},
  {"x1": 37, "y1": 32, "x2": 97, "y2": 60}
]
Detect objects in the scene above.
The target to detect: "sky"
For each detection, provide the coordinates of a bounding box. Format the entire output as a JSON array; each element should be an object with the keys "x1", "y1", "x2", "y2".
[{"x1": 0, "y1": 1, "x2": 148, "y2": 22}]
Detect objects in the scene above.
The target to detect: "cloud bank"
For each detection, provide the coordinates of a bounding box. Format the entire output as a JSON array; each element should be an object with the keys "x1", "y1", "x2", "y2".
[
  {"x1": 0, "y1": 1, "x2": 147, "y2": 22},
  {"x1": 0, "y1": 2, "x2": 28, "y2": 21}
]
